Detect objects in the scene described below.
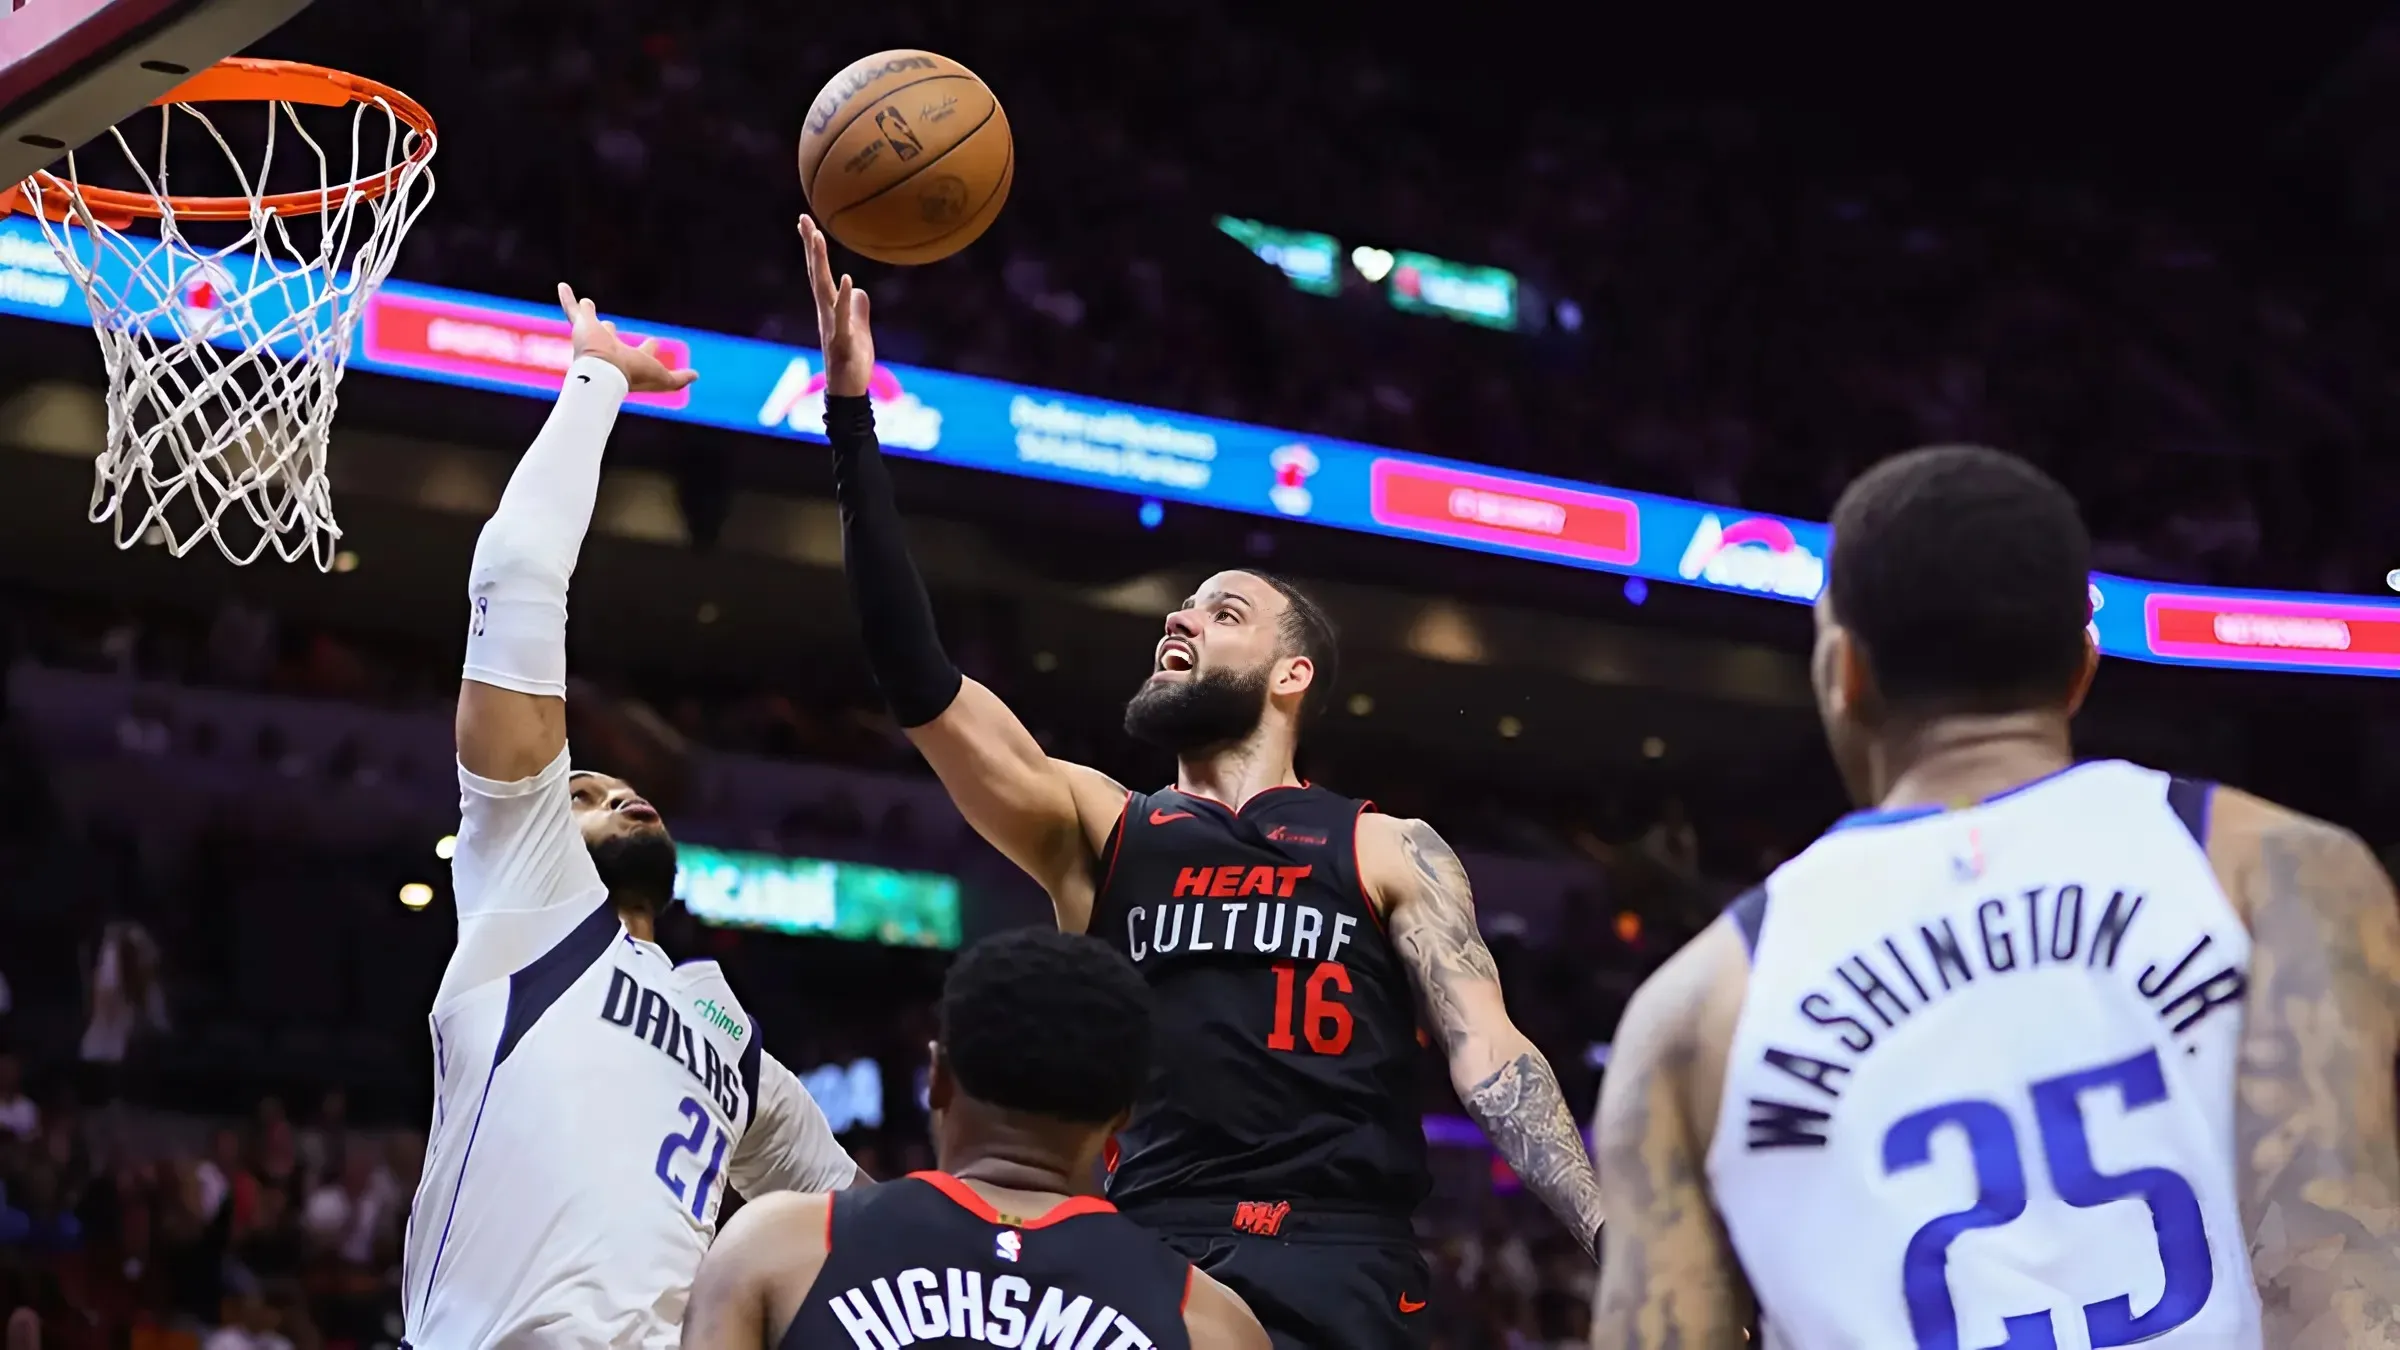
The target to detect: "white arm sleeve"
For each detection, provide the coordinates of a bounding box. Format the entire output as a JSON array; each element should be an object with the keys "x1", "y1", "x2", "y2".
[
  {"x1": 437, "y1": 745, "x2": 610, "y2": 1003},
  {"x1": 461, "y1": 355, "x2": 628, "y2": 699},
  {"x1": 727, "y1": 1051, "x2": 859, "y2": 1197}
]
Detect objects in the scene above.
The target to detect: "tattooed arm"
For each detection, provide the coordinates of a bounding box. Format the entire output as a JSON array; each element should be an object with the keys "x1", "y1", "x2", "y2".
[
  {"x1": 2210, "y1": 790, "x2": 2400, "y2": 1348},
  {"x1": 1588, "y1": 920, "x2": 1753, "y2": 1350},
  {"x1": 1365, "y1": 814, "x2": 1607, "y2": 1257}
]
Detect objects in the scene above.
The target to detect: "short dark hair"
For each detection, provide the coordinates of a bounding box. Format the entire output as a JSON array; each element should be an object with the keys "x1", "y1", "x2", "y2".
[
  {"x1": 939, "y1": 928, "x2": 1154, "y2": 1124},
  {"x1": 1828, "y1": 445, "x2": 2091, "y2": 714},
  {"x1": 1244, "y1": 570, "x2": 1340, "y2": 718}
]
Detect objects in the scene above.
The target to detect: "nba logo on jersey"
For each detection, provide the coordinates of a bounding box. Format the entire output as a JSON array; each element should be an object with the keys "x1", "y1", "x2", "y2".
[
  {"x1": 994, "y1": 1230, "x2": 1022, "y2": 1263},
  {"x1": 1951, "y1": 825, "x2": 1985, "y2": 881}
]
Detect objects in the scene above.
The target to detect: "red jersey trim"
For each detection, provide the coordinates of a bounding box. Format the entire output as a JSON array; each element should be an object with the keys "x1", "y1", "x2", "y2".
[
  {"x1": 909, "y1": 1171, "x2": 1117, "y2": 1229},
  {"x1": 822, "y1": 1194, "x2": 836, "y2": 1253},
  {"x1": 1353, "y1": 799, "x2": 1388, "y2": 931},
  {"x1": 1171, "y1": 780, "x2": 1312, "y2": 815},
  {"x1": 1181, "y1": 1265, "x2": 1197, "y2": 1315}
]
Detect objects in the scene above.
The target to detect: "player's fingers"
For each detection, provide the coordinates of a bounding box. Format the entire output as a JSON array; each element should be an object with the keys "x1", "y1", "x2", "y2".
[
  {"x1": 557, "y1": 282, "x2": 577, "y2": 321},
  {"x1": 637, "y1": 337, "x2": 662, "y2": 358},
  {"x1": 802, "y1": 219, "x2": 832, "y2": 295},
  {"x1": 833, "y1": 275, "x2": 854, "y2": 337},
  {"x1": 853, "y1": 288, "x2": 871, "y2": 328}
]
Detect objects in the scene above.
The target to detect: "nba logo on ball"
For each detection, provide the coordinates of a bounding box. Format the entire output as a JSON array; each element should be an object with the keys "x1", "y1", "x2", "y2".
[
  {"x1": 994, "y1": 1231, "x2": 1022, "y2": 1263},
  {"x1": 1269, "y1": 444, "x2": 1318, "y2": 517},
  {"x1": 799, "y1": 50, "x2": 1015, "y2": 266}
]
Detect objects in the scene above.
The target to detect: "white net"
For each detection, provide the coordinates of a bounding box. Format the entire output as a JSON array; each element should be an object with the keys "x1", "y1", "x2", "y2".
[{"x1": 17, "y1": 81, "x2": 436, "y2": 568}]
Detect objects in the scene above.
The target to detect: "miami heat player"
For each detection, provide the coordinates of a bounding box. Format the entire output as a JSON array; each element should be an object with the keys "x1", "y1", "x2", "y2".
[
  {"x1": 801, "y1": 216, "x2": 1603, "y2": 1350},
  {"x1": 1589, "y1": 447, "x2": 2400, "y2": 1349}
]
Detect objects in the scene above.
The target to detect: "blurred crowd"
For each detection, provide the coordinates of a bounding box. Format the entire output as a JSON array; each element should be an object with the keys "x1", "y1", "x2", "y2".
[
  {"x1": 4, "y1": 583, "x2": 1792, "y2": 886},
  {"x1": 0, "y1": 1067, "x2": 419, "y2": 1350},
  {"x1": 211, "y1": 0, "x2": 2400, "y2": 598}
]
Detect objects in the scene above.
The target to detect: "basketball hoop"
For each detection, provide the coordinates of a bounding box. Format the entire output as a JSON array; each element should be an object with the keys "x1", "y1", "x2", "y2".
[{"x1": 5, "y1": 57, "x2": 436, "y2": 568}]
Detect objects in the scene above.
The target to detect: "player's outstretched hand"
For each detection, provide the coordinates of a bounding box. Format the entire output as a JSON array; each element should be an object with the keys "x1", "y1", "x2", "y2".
[
  {"x1": 555, "y1": 283, "x2": 698, "y2": 394},
  {"x1": 798, "y1": 215, "x2": 873, "y2": 399}
]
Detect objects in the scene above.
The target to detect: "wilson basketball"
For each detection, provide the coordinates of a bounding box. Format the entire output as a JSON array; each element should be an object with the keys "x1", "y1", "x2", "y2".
[{"x1": 799, "y1": 50, "x2": 1013, "y2": 266}]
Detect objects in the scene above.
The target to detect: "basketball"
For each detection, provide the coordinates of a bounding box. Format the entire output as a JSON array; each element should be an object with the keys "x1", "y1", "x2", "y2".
[{"x1": 799, "y1": 50, "x2": 1013, "y2": 266}]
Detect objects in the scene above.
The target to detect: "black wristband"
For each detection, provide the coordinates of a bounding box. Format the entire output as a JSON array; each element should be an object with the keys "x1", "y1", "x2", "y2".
[{"x1": 827, "y1": 395, "x2": 964, "y2": 727}]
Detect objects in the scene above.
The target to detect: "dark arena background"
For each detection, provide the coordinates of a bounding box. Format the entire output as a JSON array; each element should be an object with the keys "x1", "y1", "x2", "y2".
[{"x1": 2, "y1": 1, "x2": 2399, "y2": 1346}]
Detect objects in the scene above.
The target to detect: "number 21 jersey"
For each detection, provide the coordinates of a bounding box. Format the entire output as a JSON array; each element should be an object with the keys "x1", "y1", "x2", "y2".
[
  {"x1": 1706, "y1": 761, "x2": 2261, "y2": 1349},
  {"x1": 1090, "y1": 784, "x2": 1429, "y2": 1213},
  {"x1": 402, "y1": 749, "x2": 852, "y2": 1349}
]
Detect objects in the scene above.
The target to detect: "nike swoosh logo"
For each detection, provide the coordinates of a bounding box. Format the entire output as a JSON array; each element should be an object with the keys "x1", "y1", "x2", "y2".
[
  {"x1": 576, "y1": 373, "x2": 591, "y2": 383},
  {"x1": 1149, "y1": 809, "x2": 1193, "y2": 825},
  {"x1": 1398, "y1": 1296, "x2": 1426, "y2": 1313}
]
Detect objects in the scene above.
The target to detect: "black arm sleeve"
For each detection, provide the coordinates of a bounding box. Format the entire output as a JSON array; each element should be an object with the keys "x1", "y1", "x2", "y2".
[{"x1": 827, "y1": 395, "x2": 963, "y2": 728}]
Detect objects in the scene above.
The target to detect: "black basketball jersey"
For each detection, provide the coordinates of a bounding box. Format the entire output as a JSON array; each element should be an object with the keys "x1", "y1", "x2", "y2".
[
  {"x1": 1090, "y1": 783, "x2": 1431, "y2": 1213},
  {"x1": 782, "y1": 1173, "x2": 1193, "y2": 1350}
]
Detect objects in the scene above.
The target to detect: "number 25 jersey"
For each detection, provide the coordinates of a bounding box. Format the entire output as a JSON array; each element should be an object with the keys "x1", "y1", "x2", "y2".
[
  {"x1": 1091, "y1": 784, "x2": 1431, "y2": 1213},
  {"x1": 1706, "y1": 761, "x2": 2261, "y2": 1349}
]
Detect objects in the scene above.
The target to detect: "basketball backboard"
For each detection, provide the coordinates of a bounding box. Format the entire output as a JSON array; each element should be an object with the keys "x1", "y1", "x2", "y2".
[{"x1": 0, "y1": 0, "x2": 309, "y2": 184}]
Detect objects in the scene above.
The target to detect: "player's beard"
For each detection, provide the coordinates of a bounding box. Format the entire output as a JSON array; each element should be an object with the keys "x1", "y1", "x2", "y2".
[
  {"x1": 1123, "y1": 661, "x2": 1271, "y2": 753},
  {"x1": 590, "y1": 828, "x2": 679, "y2": 912}
]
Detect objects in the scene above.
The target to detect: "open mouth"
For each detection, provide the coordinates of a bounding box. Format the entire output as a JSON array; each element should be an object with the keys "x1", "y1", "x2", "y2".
[{"x1": 1157, "y1": 639, "x2": 1195, "y2": 673}]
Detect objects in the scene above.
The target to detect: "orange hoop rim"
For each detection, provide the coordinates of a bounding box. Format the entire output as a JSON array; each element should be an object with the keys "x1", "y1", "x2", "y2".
[{"x1": 11, "y1": 57, "x2": 436, "y2": 225}]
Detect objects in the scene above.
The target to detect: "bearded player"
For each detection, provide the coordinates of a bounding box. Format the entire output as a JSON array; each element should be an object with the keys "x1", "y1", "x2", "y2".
[
  {"x1": 800, "y1": 216, "x2": 1604, "y2": 1350},
  {"x1": 1589, "y1": 446, "x2": 2400, "y2": 1349},
  {"x1": 401, "y1": 286, "x2": 869, "y2": 1349}
]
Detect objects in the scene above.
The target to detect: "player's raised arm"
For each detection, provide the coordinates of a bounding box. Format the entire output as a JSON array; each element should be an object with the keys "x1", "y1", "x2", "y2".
[
  {"x1": 443, "y1": 288, "x2": 697, "y2": 983},
  {"x1": 1363, "y1": 814, "x2": 1608, "y2": 1258},
  {"x1": 2211, "y1": 790, "x2": 2400, "y2": 1346},
  {"x1": 456, "y1": 284, "x2": 698, "y2": 783},
  {"x1": 1587, "y1": 923, "x2": 1754, "y2": 1350},
  {"x1": 680, "y1": 1190, "x2": 831, "y2": 1350},
  {"x1": 800, "y1": 217, "x2": 1122, "y2": 926}
]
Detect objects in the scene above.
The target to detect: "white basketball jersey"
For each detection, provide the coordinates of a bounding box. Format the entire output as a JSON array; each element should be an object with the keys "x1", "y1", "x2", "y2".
[
  {"x1": 1706, "y1": 760, "x2": 2261, "y2": 1350},
  {"x1": 402, "y1": 749, "x2": 853, "y2": 1349}
]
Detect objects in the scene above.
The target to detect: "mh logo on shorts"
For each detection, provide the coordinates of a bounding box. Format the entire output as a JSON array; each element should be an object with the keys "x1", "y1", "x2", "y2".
[{"x1": 1231, "y1": 1200, "x2": 1289, "y2": 1237}]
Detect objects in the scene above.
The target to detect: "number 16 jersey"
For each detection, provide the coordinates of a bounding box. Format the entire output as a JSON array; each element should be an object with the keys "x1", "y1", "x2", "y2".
[
  {"x1": 1091, "y1": 784, "x2": 1430, "y2": 1214},
  {"x1": 1706, "y1": 760, "x2": 2261, "y2": 1350}
]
